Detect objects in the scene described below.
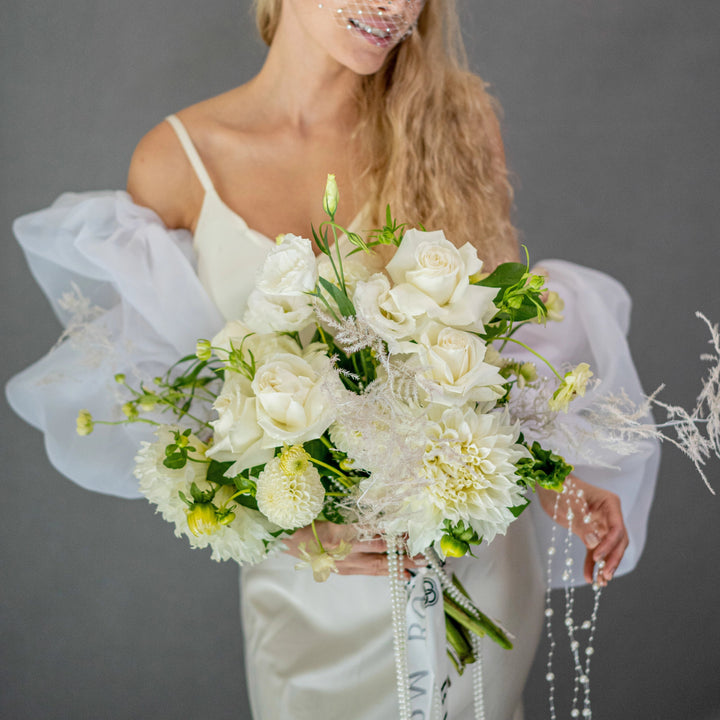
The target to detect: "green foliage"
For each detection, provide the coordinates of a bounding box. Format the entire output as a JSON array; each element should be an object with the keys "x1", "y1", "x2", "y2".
[
  {"x1": 475, "y1": 258, "x2": 548, "y2": 341},
  {"x1": 318, "y1": 277, "x2": 356, "y2": 318},
  {"x1": 515, "y1": 437, "x2": 573, "y2": 492},
  {"x1": 162, "y1": 428, "x2": 196, "y2": 469}
]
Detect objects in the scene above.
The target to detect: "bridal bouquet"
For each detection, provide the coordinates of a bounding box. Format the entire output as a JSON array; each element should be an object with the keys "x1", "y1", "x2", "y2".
[{"x1": 77, "y1": 176, "x2": 719, "y2": 710}]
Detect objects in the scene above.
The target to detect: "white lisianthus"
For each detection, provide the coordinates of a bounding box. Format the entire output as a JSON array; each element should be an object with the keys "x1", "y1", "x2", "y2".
[
  {"x1": 206, "y1": 373, "x2": 274, "y2": 473},
  {"x1": 252, "y1": 352, "x2": 336, "y2": 445},
  {"x1": 134, "y1": 425, "x2": 274, "y2": 564},
  {"x1": 386, "y1": 229, "x2": 498, "y2": 330},
  {"x1": 353, "y1": 273, "x2": 418, "y2": 348},
  {"x1": 400, "y1": 322, "x2": 506, "y2": 405},
  {"x1": 404, "y1": 406, "x2": 529, "y2": 556},
  {"x1": 256, "y1": 446, "x2": 325, "y2": 528},
  {"x1": 244, "y1": 289, "x2": 314, "y2": 333},
  {"x1": 256, "y1": 233, "x2": 317, "y2": 297},
  {"x1": 549, "y1": 362, "x2": 594, "y2": 413},
  {"x1": 211, "y1": 320, "x2": 301, "y2": 362}
]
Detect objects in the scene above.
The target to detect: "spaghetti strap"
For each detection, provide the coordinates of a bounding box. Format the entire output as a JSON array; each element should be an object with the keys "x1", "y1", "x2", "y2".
[{"x1": 165, "y1": 114, "x2": 216, "y2": 193}]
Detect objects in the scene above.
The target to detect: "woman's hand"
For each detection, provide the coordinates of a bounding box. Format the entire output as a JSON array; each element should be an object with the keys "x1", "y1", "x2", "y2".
[
  {"x1": 282, "y1": 521, "x2": 426, "y2": 577},
  {"x1": 537, "y1": 475, "x2": 628, "y2": 586}
]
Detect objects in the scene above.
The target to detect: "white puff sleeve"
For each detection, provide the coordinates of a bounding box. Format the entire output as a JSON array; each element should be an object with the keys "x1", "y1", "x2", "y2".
[
  {"x1": 5, "y1": 191, "x2": 225, "y2": 498},
  {"x1": 513, "y1": 260, "x2": 660, "y2": 586}
]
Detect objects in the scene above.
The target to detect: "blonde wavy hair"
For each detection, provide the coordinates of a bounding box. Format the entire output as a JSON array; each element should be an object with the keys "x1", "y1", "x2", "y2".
[{"x1": 254, "y1": 0, "x2": 518, "y2": 267}]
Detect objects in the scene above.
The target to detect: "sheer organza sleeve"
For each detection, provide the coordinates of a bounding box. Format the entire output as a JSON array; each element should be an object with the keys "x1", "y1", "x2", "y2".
[
  {"x1": 513, "y1": 259, "x2": 660, "y2": 586},
  {"x1": 5, "y1": 191, "x2": 224, "y2": 498}
]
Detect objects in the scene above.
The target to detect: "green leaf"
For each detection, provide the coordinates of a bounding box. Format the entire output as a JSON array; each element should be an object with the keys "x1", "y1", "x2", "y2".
[
  {"x1": 206, "y1": 460, "x2": 236, "y2": 486},
  {"x1": 163, "y1": 452, "x2": 187, "y2": 470},
  {"x1": 508, "y1": 498, "x2": 530, "y2": 518},
  {"x1": 475, "y1": 262, "x2": 526, "y2": 288},
  {"x1": 318, "y1": 277, "x2": 356, "y2": 317}
]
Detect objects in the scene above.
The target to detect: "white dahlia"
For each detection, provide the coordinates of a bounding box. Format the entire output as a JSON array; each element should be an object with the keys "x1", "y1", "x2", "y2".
[
  {"x1": 256, "y1": 446, "x2": 325, "y2": 528},
  {"x1": 405, "y1": 406, "x2": 529, "y2": 556}
]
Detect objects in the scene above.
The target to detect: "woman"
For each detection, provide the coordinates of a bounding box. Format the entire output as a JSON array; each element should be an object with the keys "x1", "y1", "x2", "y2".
[{"x1": 6, "y1": 1, "x2": 658, "y2": 718}]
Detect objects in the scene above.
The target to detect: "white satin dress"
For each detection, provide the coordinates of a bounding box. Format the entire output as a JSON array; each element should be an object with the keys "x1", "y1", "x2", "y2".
[{"x1": 6, "y1": 115, "x2": 659, "y2": 720}]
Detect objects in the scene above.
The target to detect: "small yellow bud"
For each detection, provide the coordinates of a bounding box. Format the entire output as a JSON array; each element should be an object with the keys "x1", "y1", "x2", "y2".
[
  {"x1": 138, "y1": 394, "x2": 158, "y2": 412},
  {"x1": 275, "y1": 233, "x2": 286, "y2": 245},
  {"x1": 121, "y1": 402, "x2": 138, "y2": 420},
  {"x1": 440, "y1": 535, "x2": 469, "y2": 558},
  {"x1": 516, "y1": 362, "x2": 538, "y2": 388},
  {"x1": 544, "y1": 290, "x2": 565, "y2": 323},
  {"x1": 186, "y1": 504, "x2": 220, "y2": 536},
  {"x1": 322, "y1": 173, "x2": 339, "y2": 218},
  {"x1": 114, "y1": 373, "x2": 126, "y2": 384},
  {"x1": 195, "y1": 339, "x2": 212, "y2": 361},
  {"x1": 76, "y1": 409, "x2": 94, "y2": 436}
]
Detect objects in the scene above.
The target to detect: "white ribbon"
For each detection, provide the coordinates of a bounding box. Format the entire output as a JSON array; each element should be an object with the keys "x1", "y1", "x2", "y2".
[{"x1": 405, "y1": 567, "x2": 450, "y2": 720}]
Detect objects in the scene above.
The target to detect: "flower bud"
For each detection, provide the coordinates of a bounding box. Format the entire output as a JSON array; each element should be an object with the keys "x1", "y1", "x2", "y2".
[
  {"x1": 516, "y1": 362, "x2": 538, "y2": 388},
  {"x1": 114, "y1": 373, "x2": 126, "y2": 384},
  {"x1": 322, "y1": 173, "x2": 339, "y2": 218},
  {"x1": 139, "y1": 393, "x2": 158, "y2": 411},
  {"x1": 186, "y1": 503, "x2": 220, "y2": 537},
  {"x1": 195, "y1": 339, "x2": 212, "y2": 361},
  {"x1": 76, "y1": 409, "x2": 94, "y2": 436},
  {"x1": 544, "y1": 290, "x2": 565, "y2": 323},
  {"x1": 121, "y1": 402, "x2": 138, "y2": 420},
  {"x1": 440, "y1": 535, "x2": 469, "y2": 558}
]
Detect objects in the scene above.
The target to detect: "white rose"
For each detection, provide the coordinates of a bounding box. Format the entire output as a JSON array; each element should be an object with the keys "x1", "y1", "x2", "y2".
[
  {"x1": 386, "y1": 229, "x2": 498, "y2": 330},
  {"x1": 244, "y1": 289, "x2": 315, "y2": 333},
  {"x1": 401, "y1": 323, "x2": 506, "y2": 405},
  {"x1": 317, "y1": 253, "x2": 373, "y2": 296},
  {"x1": 211, "y1": 320, "x2": 301, "y2": 363},
  {"x1": 257, "y1": 233, "x2": 317, "y2": 296},
  {"x1": 353, "y1": 273, "x2": 417, "y2": 348},
  {"x1": 251, "y1": 352, "x2": 336, "y2": 445},
  {"x1": 206, "y1": 373, "x2": 274, "y2": 472}
]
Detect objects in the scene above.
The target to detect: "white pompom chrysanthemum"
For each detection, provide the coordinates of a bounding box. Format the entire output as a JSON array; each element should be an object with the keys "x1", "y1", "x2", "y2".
[{"x1": 256, "y1": 446, "x2": 325, "y2": 528}]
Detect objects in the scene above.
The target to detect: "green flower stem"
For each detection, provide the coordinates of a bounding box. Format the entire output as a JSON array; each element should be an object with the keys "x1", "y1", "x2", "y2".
[
  {"x1": 94, "y1": 417, "x2": 160, "y2": 428},
  {"x1": 493, "y1": 336, "x2": 564, "y2": 382},
  {"x1": 443, "y1": 593, "x2": 513, "y2": 650},
  {"x1": 311, "y1": 520, "x2": 326, "y2": 553},
  {"x1": 325, "y1": 491, "x2": 349, "y2": 497},
  {"x1": 319, "y1": 435, "x2": 335, "y2": 451},
  {"x1": 308, "y1": 457, "x2": 353, "y2": 487},
  {"x1": 156, "y1": 396, "x2": 213, "y2": 429}
]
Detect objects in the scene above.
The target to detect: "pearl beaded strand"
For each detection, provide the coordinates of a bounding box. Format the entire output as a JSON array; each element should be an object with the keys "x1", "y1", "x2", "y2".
[{"x1": 386, "y1": 535, "x2": 411, "y2": 720}]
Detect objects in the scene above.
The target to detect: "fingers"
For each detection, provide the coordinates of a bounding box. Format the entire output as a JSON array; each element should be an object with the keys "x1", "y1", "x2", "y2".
[{"x1": 334, "y1": 552, "x2": 427, "y2": 576}]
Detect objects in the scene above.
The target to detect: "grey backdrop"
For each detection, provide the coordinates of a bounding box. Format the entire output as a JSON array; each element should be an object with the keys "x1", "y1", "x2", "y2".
[{"x1": 2, "y1": 2, "x2": 719, "y2": 719}]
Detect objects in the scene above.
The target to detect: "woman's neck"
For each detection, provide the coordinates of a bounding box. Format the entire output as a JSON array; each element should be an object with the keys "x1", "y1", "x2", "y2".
[{"x1": 248, "y1": 10, "x2": 362, "y2": 136}]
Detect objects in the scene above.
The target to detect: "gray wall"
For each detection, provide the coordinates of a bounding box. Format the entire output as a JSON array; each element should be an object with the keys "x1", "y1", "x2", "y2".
[{"x1": 2, "y1": 2, "x2": 719, "y2": 718}]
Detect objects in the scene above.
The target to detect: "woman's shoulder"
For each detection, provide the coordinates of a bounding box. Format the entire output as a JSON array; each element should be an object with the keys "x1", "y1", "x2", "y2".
[{"x1": 126, "y1": 87, "x2": 253, "y2": 231}]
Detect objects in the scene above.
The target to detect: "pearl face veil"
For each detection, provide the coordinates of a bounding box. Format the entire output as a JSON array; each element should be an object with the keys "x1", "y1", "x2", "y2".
[{"x1": 321, "y1": 0, "x2": 425, "y2": 47}]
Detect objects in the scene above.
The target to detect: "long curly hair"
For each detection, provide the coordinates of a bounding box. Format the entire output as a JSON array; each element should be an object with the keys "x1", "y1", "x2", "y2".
[{"x1": 254, "y1": 0, "x2": 518, "y2": 267}]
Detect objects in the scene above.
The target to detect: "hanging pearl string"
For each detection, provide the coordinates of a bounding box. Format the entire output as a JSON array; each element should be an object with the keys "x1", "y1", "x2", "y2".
[
  {"x1": 545, "y1": 481, "x2": 605, "y2": 719},
  {"x1": 423, "y1": 548, "x2": 486, "y2": 720},
  {"x1": 387, "y1": 535, "x2": 411, "y2": 720}
]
